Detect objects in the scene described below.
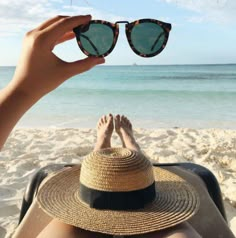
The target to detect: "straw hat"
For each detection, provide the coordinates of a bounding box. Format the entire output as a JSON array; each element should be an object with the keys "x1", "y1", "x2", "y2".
[{"x1": 37, "y1": 148, "x2": 200, "y2": 236}]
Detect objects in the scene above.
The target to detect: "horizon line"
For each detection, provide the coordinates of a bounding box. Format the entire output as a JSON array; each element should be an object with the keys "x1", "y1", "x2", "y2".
[{"x1": 1, "y1": 63, "x2": 236, "y2": 67}]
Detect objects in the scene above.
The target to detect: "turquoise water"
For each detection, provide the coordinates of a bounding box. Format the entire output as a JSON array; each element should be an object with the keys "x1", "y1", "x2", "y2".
[{"x1": 0, "y1": 64, "x2": 236, "y2": 128}]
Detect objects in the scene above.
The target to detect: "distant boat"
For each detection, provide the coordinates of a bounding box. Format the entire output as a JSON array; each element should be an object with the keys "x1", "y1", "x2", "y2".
[{"x1": 132, "y1": 63, "x2": 138, "y2": 66}]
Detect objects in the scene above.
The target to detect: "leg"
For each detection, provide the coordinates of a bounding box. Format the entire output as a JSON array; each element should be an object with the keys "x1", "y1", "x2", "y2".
[
  {"x1": 114, "y1": 115, "x2": 201, "y2": 238},
  {"x1": 168, "y1": 166, "x2": 235, "y2": 238},
  {"x1": 36, "y1": 115, "x2": 115, "y2": 238},
  {"x1": 114, "y1": 114, "x2": 140, "y2": 152},
  {"x1": 37, "y1": 219, "x2": 110, "y2": 238},
  {"x1": 13, "y1": 200, "x2": 53, "y2": 238},
  {"x1": 136, "y1": 222, "x2": 201, "y2": 238},
  {"x1": 94, "y1": 114, "x2": 114, "y2": 151},
  {"x1": 37, "y1": 220, "x2": 200, "y2": 238}
]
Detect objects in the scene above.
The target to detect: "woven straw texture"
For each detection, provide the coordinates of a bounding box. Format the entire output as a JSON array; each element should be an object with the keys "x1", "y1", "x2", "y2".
[
  {"x1": 80, "y1": 148, "x2": 154, "y2": 191},
  {"x1": 37, "y1": 148, "x2": 200, "y2": 236}
]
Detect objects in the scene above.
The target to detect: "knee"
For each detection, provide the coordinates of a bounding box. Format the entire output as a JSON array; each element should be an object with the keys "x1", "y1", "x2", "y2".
[{"x1": 155, "y1": 222, "x2": 202, "y2": 238}]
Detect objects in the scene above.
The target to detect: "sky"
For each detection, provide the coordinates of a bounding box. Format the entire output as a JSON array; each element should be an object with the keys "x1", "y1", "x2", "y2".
[{"x1": 0, "y1": 0, "x2": 236, "y2": 65}]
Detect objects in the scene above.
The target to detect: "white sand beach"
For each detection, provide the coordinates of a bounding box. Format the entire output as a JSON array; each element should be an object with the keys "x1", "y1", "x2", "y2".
[{"x1": 0, "y1": 127, "x2": 236, "y2": 237}]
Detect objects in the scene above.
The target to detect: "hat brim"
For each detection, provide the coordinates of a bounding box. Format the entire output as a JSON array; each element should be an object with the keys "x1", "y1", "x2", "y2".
[{"x1": 37, "y1": 165, "x2": 199, "y2": 236}]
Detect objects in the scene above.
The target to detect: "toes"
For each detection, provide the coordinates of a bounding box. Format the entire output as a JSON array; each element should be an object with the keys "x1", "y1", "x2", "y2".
[
  {"x1": 115, "y1": 114, "x2": 133, "y2": 131},
  {"x1": 115, "y1": 114, "x2": 121, "y2": 128},
  {"x1": 121, "y1": 115, "x2": 128, "y2": 126},
  {"x1": 115, "y1": 115, "x2": 120, "y2": 123},
  {"x1": 108, "y1": 113, "x2": 113, "y2": 120},
  {"x1": 129, "y1": 122, "x2": 132, "y2": 130},
  {"x1": 102, "y1": 115, "x2": 107, "y2": 123},
  {"x1": 98, "y1": 114, "x2": 114, "y2": 128},
  {"x1": 121, "y1": 115, "x2": 125, "y2": 125},
  {"x1": 126, "y1": 118, "x2": 132, "y2": 130},
  {"x1": 107, "y1": 114, "x2": 114, "y2": 129},
  {"x1": 121, "y1": 115, "x2": 132, "y2": 130},
  {"x1": 107, "y1": 114, "x2": 113, "y2": 122},
  {"x1": 115, "y1": 114, "x2": 120, "y2": 121},
  {"x1": 97, "y1": 117, "x2": 103, "y2": 128}
]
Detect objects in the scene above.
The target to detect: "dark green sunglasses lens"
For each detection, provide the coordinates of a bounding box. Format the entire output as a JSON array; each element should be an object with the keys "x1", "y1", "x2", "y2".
[
  {"x1": 131, "y1": 22, "x2": 165, "y2": 55},
  {"x1": 79, "y1": 23, "x2": 114, "y2": 56}
]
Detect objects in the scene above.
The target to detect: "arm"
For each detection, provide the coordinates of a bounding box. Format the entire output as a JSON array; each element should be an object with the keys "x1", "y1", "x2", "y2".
[{"x1": 0, "y1": 15, "x2": 105, "y2": 150}]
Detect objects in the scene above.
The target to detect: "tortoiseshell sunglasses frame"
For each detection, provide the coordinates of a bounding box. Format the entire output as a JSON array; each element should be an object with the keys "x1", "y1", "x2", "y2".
[{"x1": 73, "y1": 18, "x2": 172, "y2": 58}]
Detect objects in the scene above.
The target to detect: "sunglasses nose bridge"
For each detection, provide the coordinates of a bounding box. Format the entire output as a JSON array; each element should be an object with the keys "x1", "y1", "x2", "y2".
[
  {"x1": 115, "y1": 21, "x2": 129, "y2": 25},
  {"x1": 114, "y1": 22, "x2": 132, "y2": 52},
  {"x1": 115, "y1": 21, "x2": 129, "y2": 35}
]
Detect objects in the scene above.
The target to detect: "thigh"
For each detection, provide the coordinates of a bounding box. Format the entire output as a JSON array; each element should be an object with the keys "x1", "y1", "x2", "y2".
[
  {"x1": 166, "y1": 167, "x2": 234, "y2": 238},
  {"x1": 37, "y1": 219, "x2": 111, "y2": 238}
]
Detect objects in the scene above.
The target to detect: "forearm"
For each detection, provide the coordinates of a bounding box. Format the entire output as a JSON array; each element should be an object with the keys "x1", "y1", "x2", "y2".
[
  {"x1": 0, "y1": 81, "x2": 40, "y2": 150},
  {"x1": 0, "y1": 15, "x2": 104, "y2": 150}
]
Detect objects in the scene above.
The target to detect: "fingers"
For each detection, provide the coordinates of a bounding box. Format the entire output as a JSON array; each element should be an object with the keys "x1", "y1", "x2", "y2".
[
  {"x1": 62, "y1": 56, "x2": 105, "y2": 78},
  {"x1": 55, "y1": 31, "x2": 75, "y2": 45},
  {"x1": 25, "y1": 15, "x2": 91, "y2": 51},
  {"x1": 43, "y1": 15, "x2": 91, "y2": 42},
  {"x1": 36, "y1": 15, "x2": 69, "y2": 31}
]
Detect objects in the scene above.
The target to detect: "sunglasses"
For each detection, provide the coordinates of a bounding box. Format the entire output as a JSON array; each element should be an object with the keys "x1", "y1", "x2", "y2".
[{"x1": 73, "y1": 19, "x2": 172, "y2": 58}]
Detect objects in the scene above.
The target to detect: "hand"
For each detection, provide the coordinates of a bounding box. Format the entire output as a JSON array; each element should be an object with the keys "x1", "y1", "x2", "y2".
[{"x1": 10, "y1": 15, "x2": 105, "y2": 99}]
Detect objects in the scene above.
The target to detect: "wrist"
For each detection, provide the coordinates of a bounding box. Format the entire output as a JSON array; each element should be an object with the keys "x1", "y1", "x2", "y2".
[
  {"x1": 6, "y1": 76, "x2": 43, "y2": 103},
  {"x1": 0, "y1": 84, "x2": 41, "y2": 150},
  {"x1": 4, "y1": 86, "x2": 39, "y2": 106},
  {"x1": 1, "y1": 82, "x2": 42, "y2": 119}
]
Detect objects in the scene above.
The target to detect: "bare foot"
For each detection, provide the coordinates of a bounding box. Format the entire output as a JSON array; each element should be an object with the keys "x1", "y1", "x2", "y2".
[
  {"x1": 115, "y1": 115, "x2": 140, "y2": 152},
  {"x1": 94, "y1": 114, "x2": 114, "y2": 151}
]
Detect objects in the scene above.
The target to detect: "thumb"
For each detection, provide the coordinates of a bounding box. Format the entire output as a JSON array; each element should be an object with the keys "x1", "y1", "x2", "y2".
[{"x1": 63, "y1": 57, "x2": 105, "y2": 78}]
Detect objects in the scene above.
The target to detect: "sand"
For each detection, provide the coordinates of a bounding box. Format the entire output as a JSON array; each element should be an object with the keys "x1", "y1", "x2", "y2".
[{"x1": 0, "y1": 127, "x2": 236, "y2": 237}]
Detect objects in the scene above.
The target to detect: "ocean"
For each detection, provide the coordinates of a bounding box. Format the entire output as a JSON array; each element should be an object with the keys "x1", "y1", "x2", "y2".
[{"x1": 0, "y1": 64, "x2": 236, "y2": 129}]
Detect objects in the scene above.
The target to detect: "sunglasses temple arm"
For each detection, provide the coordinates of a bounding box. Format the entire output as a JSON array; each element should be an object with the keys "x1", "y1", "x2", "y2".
[
  {"x1": 80, "y1": 34, "x2": 100, "y2": 56},
  {"x1": 150, "y1": 32, "x2": 165, "y2": 51}
]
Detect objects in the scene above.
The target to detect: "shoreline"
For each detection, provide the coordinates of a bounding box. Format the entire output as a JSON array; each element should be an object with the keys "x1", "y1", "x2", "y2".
[
  {"x1": 15, "y1": 121, "x2": 236, "y2": 130},
  {"x1": 1, "y1": 127, "x2": 236, "y2": 237}
]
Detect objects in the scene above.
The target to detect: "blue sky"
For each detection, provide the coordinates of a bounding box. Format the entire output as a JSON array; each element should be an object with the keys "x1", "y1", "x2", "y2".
[{"x1": 0, "y1": 0, "x2": 236, "y2": 65}]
